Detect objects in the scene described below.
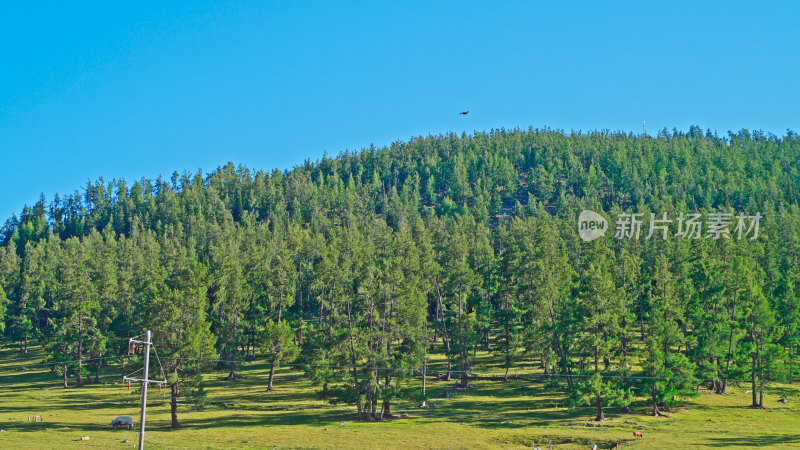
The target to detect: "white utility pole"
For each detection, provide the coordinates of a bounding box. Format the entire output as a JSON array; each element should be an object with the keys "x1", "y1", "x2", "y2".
[
  {"x1": 138, "y1": 330, "x2": 151, "y2": 450},
  {"x1": 125, "y1": 331, "x2": 159, "y2": 450}
]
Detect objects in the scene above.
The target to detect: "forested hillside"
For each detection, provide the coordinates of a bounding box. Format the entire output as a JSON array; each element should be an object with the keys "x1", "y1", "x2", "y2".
[{"x1": 1, "y1": 127, "x2": 799, "y2": 426}]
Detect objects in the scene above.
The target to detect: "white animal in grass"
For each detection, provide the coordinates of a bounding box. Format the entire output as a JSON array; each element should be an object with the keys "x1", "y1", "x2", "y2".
[{"x1": 110, "y1": 415, "x2": 134, "y2": 429}]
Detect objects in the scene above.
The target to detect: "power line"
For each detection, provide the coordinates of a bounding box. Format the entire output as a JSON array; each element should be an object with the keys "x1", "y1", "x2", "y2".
[
  {"x1": 149, "y1": 357, "x2": 781, "y2": 384},
  {"x1": 3, "y1": 354, "x2": 786, "y2": 385},
  {"x1": 0, "y1": 355, "x2": 127, "y2": 370},
  {"x1": 3, "y1": 343, "x2": 795, "y2": 386}
]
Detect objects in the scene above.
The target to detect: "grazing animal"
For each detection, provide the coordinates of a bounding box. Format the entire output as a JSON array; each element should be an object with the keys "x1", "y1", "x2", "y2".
[
  {"x1": 633, "y1": 431, "x2": 643, "y2": 439},
  {"x1": 609, "y1": 443, "x2": 619, "y2": 450},
  {"x1": 110, "y1": 416, "x2": 134, "y2": 429},
  {"x1": 458, "y1": 111, "x2": 470, "y2": 115}
]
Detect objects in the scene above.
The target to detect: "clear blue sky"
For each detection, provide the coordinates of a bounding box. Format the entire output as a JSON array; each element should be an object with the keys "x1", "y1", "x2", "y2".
[{"x1": 1, "y1": 1, "x2": 798, "y2": 220}]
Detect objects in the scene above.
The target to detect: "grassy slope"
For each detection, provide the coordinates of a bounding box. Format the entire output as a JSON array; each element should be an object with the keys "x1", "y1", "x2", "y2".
[{"x1": 1, "y1": 340, "x2": 799, "y2": 449}]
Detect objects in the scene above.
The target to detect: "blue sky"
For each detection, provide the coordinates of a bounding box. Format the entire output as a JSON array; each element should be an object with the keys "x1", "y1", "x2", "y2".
[{"x1": 1, "y1": 1, "x2": 798, "y2": 220}]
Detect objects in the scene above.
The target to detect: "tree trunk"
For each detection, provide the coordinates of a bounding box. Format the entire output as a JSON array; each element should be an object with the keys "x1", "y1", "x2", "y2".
[
  {"x1": 639, "y1": 303, "x2": 645, "y2": 342},
  {"x1": 346, "y1": 305, "x2": 362, "y2": 419},
  {"x1": 297, "y1": 268, "x2": 303, "y2": 323},
  {"x1": 297, "y1": 321, "x2": 303, "y2": 347},
  {"x1": 595, "y1": 395, "x2": 604, "y2": 421},
  {"x1": 436, "y1": 279, "x2": 452, "y2": 381},
  {"x1": 381, "y1": 372, "x2": 392, "y2": 419},
  {"x1": 171, "y1": 381, "x2": 180, "y2": 429},
  {"x1": 423, "y1": 321, "x2": 428, "y2": 398},
  {"x1": 503, "y1": 294, "x2": 511, "y2": 381},
  {"x1": 422, "y1": 358, "x2": 427, "y2": 399},
  {"x1": 371, "y1": 386, "x2": 378, "y2": 421},
  {"x1": 751, "y1": 314, "x2": 760, "y2": 408},
  {"x1": 651, "y1": 367, "x2": 662, "y2": 416},
  {"x1": 227, "y1": 315, "x2": 238, "y2": 380},
  {"x1": 621, "y1": 316, "x2": 628, "y2": 362},
  {"x1": 63, "y1": 363, "x2": 68, "y2": 388},
  {"x1": 248, "y1": 296, "x2": 257, "y2": 361},
  {"x1": 76, "y1": 314, "x2": 83, "y2": 387},
  {"x1": 318, "y1": 288, "x2": 324, "y2": 325},
  {"x1": 433, "y1": 297, "x2": 439, "y2": 344},
  {"x1": 751, "y1": 364, "x2": 758, "y2": 408},
  {"x1": 722, "y1": 323, "x2": 735, "y2": 393},
  {"x1": 549, "y1": 304, "x2": 573, "y2": 389},
  {"x1": 268, "y1": 354, "x2": 277, "y2": 391},
  {"x1": 458, "y1": 287, "x2": 470, "y2": 390},
  {"x1": 277, "y1": 292, "x2": 283, "y2": 323}
]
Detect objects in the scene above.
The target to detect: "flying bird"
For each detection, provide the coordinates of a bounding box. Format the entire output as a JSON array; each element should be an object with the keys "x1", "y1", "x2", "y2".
[{"x1": 458, "y1": 110, "x2": 470, "y2": 115}]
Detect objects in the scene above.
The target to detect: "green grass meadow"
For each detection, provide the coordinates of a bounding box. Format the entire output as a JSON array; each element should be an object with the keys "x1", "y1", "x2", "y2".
[{"x1": 1, "y1": 341, "x2": 799, "y2": 449}]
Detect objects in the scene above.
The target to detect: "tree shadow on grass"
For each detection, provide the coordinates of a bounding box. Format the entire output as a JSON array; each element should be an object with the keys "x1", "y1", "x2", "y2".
[
  {"x1": 412, "y1": 381, "x2": 595, "y2": 428},
  {"x1": 0, "y1": 401, "x2": 130, "y2": 415},
  {"x1": 181, "y1": 409, "x2": 351, "y2": 429},
  {"x1": 418, "y1": 380, "x2": 685, "y2": 430},
  {"x1": 704, "y1": 434, "x2": 800, "y2": 447},
  {"x1": 205, "y1": 385, "x2": 320, "y2": 405},
  {"x1": 0, "y1": 371, "x2": 64, "y2": 392},
  {"x1": 1, "y1": 420, "x2": 115, "y2": 433}
]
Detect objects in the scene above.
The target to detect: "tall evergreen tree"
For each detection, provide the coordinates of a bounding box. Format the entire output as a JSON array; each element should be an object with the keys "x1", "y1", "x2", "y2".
[
  {"x1": 643, "y1": 254, "x2": 696, "y2": 416},
  {"x1": 144, "y1": 226, "x2": 216, "y2": 429},
  {"x1": 572, "y1": 239, "x2": 624, "y2": 421}
]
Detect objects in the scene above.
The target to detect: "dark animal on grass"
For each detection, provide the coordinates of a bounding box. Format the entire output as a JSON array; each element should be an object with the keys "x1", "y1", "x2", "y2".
[{"x1": 609, "y1": 443, "x2": 619, "y2": 450}]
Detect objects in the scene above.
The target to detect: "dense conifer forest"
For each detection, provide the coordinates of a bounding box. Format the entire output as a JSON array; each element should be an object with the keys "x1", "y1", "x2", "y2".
[{"x1": 1, "y1": 127, "x2": 799, "y2": 426}]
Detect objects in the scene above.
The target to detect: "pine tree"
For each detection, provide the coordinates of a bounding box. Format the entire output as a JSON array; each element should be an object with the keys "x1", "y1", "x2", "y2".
[
  {"x1": 643, "y1": 254, "x2": 696, "y2": 416},
  {"x1": 527, "y1": 214, "x2": 575, "y2": 388},
  {"x1": 210, "y1": 223, "x2": 248, "y2": 380},
  {"x1": 0, "y1": 240, "x2": 22, "y2": 350},
  {"x1": 438, "y1": 215, "x2": 483, "y2": 388},
  {"x1": 739, "y1": 245, "x2": 785, "y2": 408},
  {"x1": 144, "y1": 226, "x2": 216, "y2": 429},
  {"x1": 572, "y1": 239, "x2": 623, "y2": 421},
  {"x1": 495, "y1": 221, "x2": 525, "y2": 380},
  {"x1": 51, "y1": 236, "x2": 102, "y2": 387},
  {"x1": 84, "y1": 229, "x2": 118, "y2": 383},
  {"x1": 260, "y1": 320, "x2": 299, "y2": 391},
  {"x1": 263, "y1": 229, "x2": 297, "y2": 392}
]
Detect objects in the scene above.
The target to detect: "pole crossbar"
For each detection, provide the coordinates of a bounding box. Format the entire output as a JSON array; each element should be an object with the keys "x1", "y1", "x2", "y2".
[{"x1": 123, "y1": 377, "x2": 167, "y2": 385}]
